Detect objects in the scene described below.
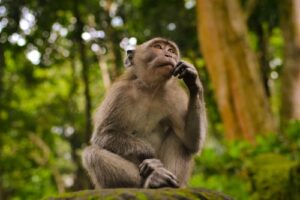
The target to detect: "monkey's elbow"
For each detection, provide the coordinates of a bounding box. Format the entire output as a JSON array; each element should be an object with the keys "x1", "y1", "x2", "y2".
[
  {"x1": 186, "y1": 144, "x2": 201, "y2": 154},
  {"x1": 186, "y1": 138, "x2": 206, "y2": 154}
]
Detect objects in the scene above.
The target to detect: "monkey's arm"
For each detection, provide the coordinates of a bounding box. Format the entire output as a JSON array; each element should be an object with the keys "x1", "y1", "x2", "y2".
[
  {"x1": 173, "y1": 61, "x2": 207, "y2": 153},
  {"x1": 183, "y1": 91, "x2": 207, "y2": 153}
]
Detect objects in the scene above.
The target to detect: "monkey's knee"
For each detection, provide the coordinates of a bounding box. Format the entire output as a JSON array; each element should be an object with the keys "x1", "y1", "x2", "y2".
[
  {"x1": 82, "y1": 146, "x2": 104, "y2": 188},
  {"x1": 82, "y1": 146, "x2": 99, "y2": 170},
  {"x1": 82, "y1": 146, "x2": 141, "y2": 188}
]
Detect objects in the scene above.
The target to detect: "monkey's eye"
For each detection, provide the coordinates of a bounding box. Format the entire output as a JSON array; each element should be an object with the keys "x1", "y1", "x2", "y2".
[
  {"x1": 153, "y1": 44, "x2": 163, "y2": 49},
  {"x1": 168, "y1": 48, "x2": 176, "y2": 54}
]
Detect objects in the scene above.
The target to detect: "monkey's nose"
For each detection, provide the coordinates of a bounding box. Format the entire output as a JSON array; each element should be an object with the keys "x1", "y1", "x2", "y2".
[{"x1": 165, "y1": 54, "x2": 172, "y2": 58}]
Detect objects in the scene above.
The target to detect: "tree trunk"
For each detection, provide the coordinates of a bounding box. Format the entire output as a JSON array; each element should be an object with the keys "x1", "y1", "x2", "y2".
[
  {"x1": 256, "y1": 23, "x2": 271, "y2": 97},
  {"x1": 0, "y1": 43, "x2": 5, "y2": 96},
  {"x1": 73, "y1": 1, "x2": 92, "y2": 143},
  {"x1": 78, "y1": 39, "x2": 92, "y2": 143},
  {"x1": 280, "y1": 0, "x2": 300, "y2": 123},
  {"x1": 197, "y1": 0, "x2": 276, "y2": 140},
  {"x1": 71, "y1": 0, "x2": 93, "y2": 191}
]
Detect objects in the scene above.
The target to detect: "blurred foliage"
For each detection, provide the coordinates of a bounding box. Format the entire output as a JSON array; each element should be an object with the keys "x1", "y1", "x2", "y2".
[
  {"x1": 189, "y1": 120, "x2": 300, "y2": 200},
  {"x1": 0, "y1": 0, "x2": 299, "y2": 200}
]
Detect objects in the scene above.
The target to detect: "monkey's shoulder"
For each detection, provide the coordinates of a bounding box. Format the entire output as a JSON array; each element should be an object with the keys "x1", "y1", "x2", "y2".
[
  {"x1": 105, "y1": 80, "x2": 136, "y2": 101},
  {"x1": 97, "y1": 78, "x2": 189, "y2": 125}
]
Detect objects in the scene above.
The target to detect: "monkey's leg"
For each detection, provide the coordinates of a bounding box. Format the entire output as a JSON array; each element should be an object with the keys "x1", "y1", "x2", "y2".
[
  {"x1": 158, "y1": 135, "x2": 193, "y2": 187},
  {"x1": 82, "y1": 145, "x2": 142, "y2": 188}
]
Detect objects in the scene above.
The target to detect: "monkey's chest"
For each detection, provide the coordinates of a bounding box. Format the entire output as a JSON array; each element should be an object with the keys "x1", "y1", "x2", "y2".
[{"x1": 128, "y1": 101, "x2": 170, "y2": 150}]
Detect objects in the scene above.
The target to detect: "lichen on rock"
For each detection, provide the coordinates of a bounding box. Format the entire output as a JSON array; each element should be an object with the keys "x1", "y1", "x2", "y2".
[{"x1": 46, "y1": 188, "x2": 233, "y2": 200}]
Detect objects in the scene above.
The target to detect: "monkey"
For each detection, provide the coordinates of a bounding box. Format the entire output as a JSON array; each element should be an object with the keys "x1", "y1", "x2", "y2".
[{"x1": 82, "y1": 37, "x2": 207, "y2": 189}]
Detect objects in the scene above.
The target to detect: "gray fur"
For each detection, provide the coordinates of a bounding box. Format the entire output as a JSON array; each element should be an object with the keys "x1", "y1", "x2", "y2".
[{"x1": 82, "y1": 38, "x2": 207, "y2": 188}]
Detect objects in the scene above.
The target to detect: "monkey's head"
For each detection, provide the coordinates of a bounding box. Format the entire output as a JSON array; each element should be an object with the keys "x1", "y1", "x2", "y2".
[{"x1": 125, "y1": 38, "x2": 180, "y2": 82}]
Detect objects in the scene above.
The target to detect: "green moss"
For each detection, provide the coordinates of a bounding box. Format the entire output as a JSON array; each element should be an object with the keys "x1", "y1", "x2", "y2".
[
  {"x1": 135, "y1": 192, "x2": 148, "y2": 200},
  {"x1": 46, "y1": 188, "x2": 232, "y2": 200},
  {"x1": 248, "y1": 153, "x2": 299, "y2": 200},
  {"x1": 174, "y1": 189, "x2": 200, "y2": 200},
  {"x1": 88, "y1": 196, "x2": 99, "y2": 200}
]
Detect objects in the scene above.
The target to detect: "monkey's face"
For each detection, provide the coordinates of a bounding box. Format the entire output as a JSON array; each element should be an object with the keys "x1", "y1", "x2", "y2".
[{"x1": 134, "y1": 38, "x2": 180, "y2": 79}]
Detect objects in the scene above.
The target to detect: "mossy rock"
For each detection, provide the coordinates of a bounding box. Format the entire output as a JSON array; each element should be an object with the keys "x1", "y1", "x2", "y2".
[
  {"x1": 247, "y1": 153, "x2": 299, "y2": 200},
  {"x1": 46, "y1": 188, "x2": 233, "y2": 200}
]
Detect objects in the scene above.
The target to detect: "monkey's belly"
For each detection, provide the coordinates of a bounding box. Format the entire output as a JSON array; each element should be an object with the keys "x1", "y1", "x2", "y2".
[
  {"x1": 134, "y1": 122, "x2": 170, "y2": 152},
  {"x1": 143, "y1": 131, "x2": 168, "y2": 151}
]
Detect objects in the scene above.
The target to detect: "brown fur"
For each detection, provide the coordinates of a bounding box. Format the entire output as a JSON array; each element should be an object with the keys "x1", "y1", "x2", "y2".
[{"x1": 82, "y1": 38, "x2": 207, "y2": 188}]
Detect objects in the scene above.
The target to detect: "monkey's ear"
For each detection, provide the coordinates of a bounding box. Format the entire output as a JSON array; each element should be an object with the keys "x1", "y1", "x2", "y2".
[{"x1": 124, "y1": 50, "x2": 135, "y2": 68}]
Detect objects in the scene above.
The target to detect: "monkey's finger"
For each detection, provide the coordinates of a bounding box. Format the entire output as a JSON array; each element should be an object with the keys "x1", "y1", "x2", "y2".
[
  {"x1": 161, "y1": 174, "x2": 179, "y2": 188},
  {"x1": 146, "y1": 175, "x2": 163, "y2": 189},
  {"x1": 173, "y1": 63, "x2": 186, "y2": 76},
  {"x1": 139, "y1": 162, "x2": 146, "y2": 172},
  {"x1": 140, "y1": 165, "x2": 149, "y2": 177},
  {"x1": 139, "y1": 168, "x2": 145, "y2": 176},
  {"x1": 165, "y1": 170, "x2": 179, "y2": 182},
  {"x1": 139, "y1": 163, "x2": 149, "y2": 177},
  {"x1": 142, "y1": 166, "x2": 155, "y2": 178},
  {"x1": 141, "y1": 165, "x2": 156, "y2": 177},
  {"x1": 178, "y1": 69, "x2": 188, "y2": 79},
  {"x1": 168, "y1": 179, "x2": 179, "y2": 188},
  {"x1": 139, "y1": 159, "x2": 151, "y2": 172},
  {"x1": 140, "y1": 159, "x2": 162, "y2": 171},
  {"x1": 166, "y1": 176, "x2": 179, "y2": 188},
  {"x1": 140, "y1": 160, "x2": 163, "y2": 177},
  {"x1": 152, "y1": 160, "x2": 164, "y2": 168},
  {"x1": 149, "y1": 159, "x2": 163, "y2": 166},
  {"x1": 143, "y1": 177, "x2": 151, "y2": 188},
  {"x1": 185, "y1": 68, "x2": 197, "y2": 77},
  {"x1": 158, "y1": 167, "x2": 177, "y2": 181},
  {"x1": 175, "y1": 61, "x2": 183, "y2": 68}
]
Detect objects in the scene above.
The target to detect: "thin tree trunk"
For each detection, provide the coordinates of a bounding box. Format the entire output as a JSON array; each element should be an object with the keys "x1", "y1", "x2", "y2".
[
  {"x1": 69, "y1": 50, "x2": 78, "y2": 97},
  {"x1": 85, "y1": 15, "x2": 112, "y2": 90},
  {"x1": 103, "y1": 0, "x2": 123, "y2": 79},
  {"x1": 256, "y1": 23, "x2": 271, "y2": 97},
  {"x1": 79, "y1": 42, "x2": 92, "y2": 143},
  {"x1": 280, "y1": 0, "x2": 300, "y2": 123},
  {"x1": 197, "y1": 0, "x2": 276, "y2": 140},
  {"x1": 0, "y1": 43, "x2": 5, "y2": 96},
  {"x1": 97, "y1": 55, "x2": 111, "y2": 91},
  {"x1": 71, "y1": 0, "x2": 93, "y2": 190},
  {"x1": 74, "y1": 1, "x2": 92, "y2": 143}
]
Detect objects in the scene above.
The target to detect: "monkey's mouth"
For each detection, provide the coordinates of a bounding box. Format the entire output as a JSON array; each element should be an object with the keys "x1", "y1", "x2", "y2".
[{"x1": 157, "y1": 61, "x2": 175, "y2": 68}]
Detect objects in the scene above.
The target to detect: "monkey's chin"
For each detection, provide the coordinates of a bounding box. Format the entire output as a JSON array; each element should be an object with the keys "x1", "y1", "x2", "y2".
[
  {"x1": 158, "y1": 64, "x2": 174, "y2": 70},
  {"x1": 157, "y1": 65, "x2": 174, "y2": 78}
]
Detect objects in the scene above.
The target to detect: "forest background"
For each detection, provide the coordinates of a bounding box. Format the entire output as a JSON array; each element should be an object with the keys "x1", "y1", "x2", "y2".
[{"x1": 0, "y1": 0, "x2": 300, "y2": 199}]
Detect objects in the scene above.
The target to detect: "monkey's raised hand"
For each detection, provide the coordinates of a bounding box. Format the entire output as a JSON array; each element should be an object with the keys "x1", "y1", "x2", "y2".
[
  {"x1": 173, "y1": 61, "x2": 203, "y2": 95},
  {"x1": 139, "y1": 159, "x2": 179, "y2": 188}
]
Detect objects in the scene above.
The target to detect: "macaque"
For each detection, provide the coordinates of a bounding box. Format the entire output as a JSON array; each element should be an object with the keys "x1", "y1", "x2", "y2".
[{"x1": 82, "y1": 37, "x2": 207, "y2": 188}]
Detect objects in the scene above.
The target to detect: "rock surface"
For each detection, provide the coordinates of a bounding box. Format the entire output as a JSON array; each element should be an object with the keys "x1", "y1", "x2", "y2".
[{"x1": 46, "y1": 188, "x2": 233, "y2": 200}]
